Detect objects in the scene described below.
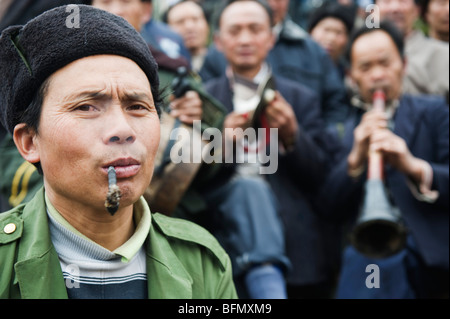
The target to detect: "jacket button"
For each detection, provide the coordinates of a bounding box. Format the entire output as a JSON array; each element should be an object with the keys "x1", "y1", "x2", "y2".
[{"x1": 3, "y1": 223, "x2": 16, "y2": 234}]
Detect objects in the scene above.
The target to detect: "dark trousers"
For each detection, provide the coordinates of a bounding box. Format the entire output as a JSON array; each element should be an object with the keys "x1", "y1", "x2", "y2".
[
  {"x1": 203, "y1": 176, "x2": 291, "y2": 277},
  {"x1": 336, "y1": 234, "x2": 449, "y2": 299}
]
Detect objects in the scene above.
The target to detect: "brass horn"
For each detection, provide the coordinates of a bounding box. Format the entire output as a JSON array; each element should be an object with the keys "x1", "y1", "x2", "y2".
[{"x1": 350, "y1": 89, "x2": 407, "y2": 259}]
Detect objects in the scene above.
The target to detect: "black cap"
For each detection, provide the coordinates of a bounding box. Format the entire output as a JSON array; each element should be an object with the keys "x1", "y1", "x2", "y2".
[{"x1": 308, "y1": 2, "x2": 355, "y2": 34}]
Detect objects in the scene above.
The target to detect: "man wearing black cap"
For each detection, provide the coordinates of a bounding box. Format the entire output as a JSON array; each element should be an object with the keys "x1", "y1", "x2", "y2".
[
  {"x1": 0, "y1": 0, "x2": 227, "y2": 221},
  {"x1": 0, "y1": 4, "x2": 236, "y2": 299},
  {"x1": 308, "y1": 2, "x2": 355, "y2": 80}
]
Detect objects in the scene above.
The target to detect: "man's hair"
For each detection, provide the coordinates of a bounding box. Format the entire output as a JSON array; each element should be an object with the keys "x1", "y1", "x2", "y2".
[
  {"x1": 345, "y1": 21, "x2": 405, "y2": 65},
  {"x1": 162, "y1": 0, "x2": 208, "y2": 24},
  {"x1": 308, "y1": 2, "x2": 355, "y2": 34},
  {"x1": 215, "y1": 0, "x2": 274, "y2": 30},
  {"x1": 19, "y1": 78, "x2": 50, "y2": 135},
  {"x1": 17, "y1": 78, "x2": 50, "y2": 174},
  {"x1": 417, "y1": 0, "x2": 430, "y2": 22}
]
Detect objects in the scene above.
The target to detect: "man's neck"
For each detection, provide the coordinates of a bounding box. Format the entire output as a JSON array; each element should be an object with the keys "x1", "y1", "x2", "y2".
[
  {"x1": 232, "y1": 65, "x2": 263, "y2": 81},
  {"x1": 191, "y1": 46, "x2": 207, "y2": 57},
  {"x1": 45, "y1": 191, "x2": 135, "y2": 251}
]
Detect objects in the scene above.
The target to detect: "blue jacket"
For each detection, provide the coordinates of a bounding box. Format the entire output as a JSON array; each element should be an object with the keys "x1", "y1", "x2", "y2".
[
  {"x1": 203, "y1": 74, "x2": 343, "y2": 286},
  {"x1": 316, "y1": 94, "x2": 449, "y2": 269},
  {"x1": 199, "y1": 18, "x2": 350, "y2": 126}
]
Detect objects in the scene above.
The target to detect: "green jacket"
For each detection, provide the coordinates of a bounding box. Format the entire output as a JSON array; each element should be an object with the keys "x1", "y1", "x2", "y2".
[{"x1": 0, "y1": 188, "x2": 237, "y2": 299}]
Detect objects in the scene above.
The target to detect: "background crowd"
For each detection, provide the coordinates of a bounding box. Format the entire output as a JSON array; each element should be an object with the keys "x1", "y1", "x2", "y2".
[{"x1": 0, "y1": 0, "x2": 448, "y2": 299}]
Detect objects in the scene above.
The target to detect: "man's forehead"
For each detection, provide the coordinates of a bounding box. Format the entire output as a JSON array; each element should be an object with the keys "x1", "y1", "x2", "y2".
[
  {"x1": 377, "y1": 0, "x2": 416, "y2": 6},
  {"x1": 45, "y1": 55, "x2": 152, "y2": 98},
  {"x1": 221, "y1": 2, "x2": 270, "y2": 25},
  {"x1": 352, "y1": 31, "x2": 396, "y2": 55}
]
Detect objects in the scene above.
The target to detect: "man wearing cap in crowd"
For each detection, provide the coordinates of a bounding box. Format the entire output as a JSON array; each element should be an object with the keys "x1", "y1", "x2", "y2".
[
  {"x1": 0, "y1": 4, "x2": 237, "y2": 299},
  {"x1": 308, "y1": 2, "x2": 356, "y2": 80}
]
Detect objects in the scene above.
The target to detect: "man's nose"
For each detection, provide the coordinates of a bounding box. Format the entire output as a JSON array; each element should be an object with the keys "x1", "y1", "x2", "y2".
[
  {"x1": 104, "y1": 107, "x2": 136, "y2": 145},
  {"x1": 370, "y1": 65, "x2": 387, "y2": 81},
  {"x1": 237, "y1": 29, "x2": 254, "y2": 44}
]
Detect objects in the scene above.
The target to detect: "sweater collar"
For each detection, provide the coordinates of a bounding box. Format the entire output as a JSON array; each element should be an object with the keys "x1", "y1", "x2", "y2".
[{"x1": 45, "y1": 193, "x2": 151, "y2": 263}]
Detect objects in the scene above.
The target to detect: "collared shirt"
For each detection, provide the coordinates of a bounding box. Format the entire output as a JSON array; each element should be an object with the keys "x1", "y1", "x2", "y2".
[
  {"x1": 46, "y1": 194, "x2": 151, "y2": 299},
  {"x1": 228, "y1": 63, "x2": 276, "y2": 177}
]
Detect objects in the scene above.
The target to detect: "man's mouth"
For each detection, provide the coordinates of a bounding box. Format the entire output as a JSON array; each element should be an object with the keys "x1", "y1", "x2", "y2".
[{"x1": 103, "y1": 158, "x2": 141, "y2": 178}]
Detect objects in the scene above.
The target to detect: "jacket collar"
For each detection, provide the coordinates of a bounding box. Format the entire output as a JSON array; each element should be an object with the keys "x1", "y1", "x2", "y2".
[
  {"x1": 14, "y1": 187, "x2": 68, "y2": 298},
  {"x1": 278, "y1": 17, "x2": 309, "y2": 42}
]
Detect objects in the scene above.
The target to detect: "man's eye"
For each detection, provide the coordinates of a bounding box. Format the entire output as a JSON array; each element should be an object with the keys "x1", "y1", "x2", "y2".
[
  {"x1": 359, "y1": 65, "x2": 370, "y2": 72},
  {"x1": 128, "y1": 104, "x2": 149, "y2": 111},
  {"x1": 75, "y1": 104, "x2": 96, "y2": 111}
]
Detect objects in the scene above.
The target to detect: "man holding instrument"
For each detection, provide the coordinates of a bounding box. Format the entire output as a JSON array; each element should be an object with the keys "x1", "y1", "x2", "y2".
[
  {"x1": 315, "y1": 21, "x2": 449, "y2": 298},
  {"x1": 200, "y1": 0, "x2": 341, "y2": 299}
]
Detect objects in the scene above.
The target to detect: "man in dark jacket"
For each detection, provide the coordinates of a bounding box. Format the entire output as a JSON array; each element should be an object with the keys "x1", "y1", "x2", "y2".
[
  {"x1": 200, "y1": 0, "x2": 341, "y2": 299},
  {"x1": 199, "y1": 0, "x2": 351, "y2": 127},
  {"x1": 316, "y1": 21, "x2": 449, "y2": 299}
]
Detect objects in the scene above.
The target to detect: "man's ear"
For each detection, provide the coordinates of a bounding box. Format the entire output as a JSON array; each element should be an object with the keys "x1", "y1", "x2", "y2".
[
  {"x1": 13, "y1": 123, "x2": 40, "y2": 164},
  {"x1": 267, "y1": 31, "x2": 276, "y2": 52}
]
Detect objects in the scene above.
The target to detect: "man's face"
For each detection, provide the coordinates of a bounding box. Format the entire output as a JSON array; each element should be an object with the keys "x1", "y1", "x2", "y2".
[
  {"x1": 376, "y1": 0, "x2": 420, "y2": 36},
  {"x1": 167, "y1": 1, "x2": 210, "y2": 54},
  {"x1": 92, "y1": 0, "x2": 151, "y2": 31},
  {"x1": 426, "y1": 0, "x2": 449, "y2": 37},
  {"x1": 216, "y1": 1, "x2": 275, "y2": 76},
  {"x1": 266, "y1": 0, "x2": 290, "y2": 25},
  {"x1": 310, "y1": 17, "x2": 349, "y2": 63},
  {"x1": 33, "y1": 55, "x2": 160, "y2": 213},
  {"x1": 350, "y1": 30, "x2": 405, "y2": 103}
]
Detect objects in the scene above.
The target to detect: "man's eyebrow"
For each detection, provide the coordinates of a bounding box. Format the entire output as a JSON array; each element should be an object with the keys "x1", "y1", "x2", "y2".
[
  {"x1": 123, "y1": 92, "x2": 153, "y2": 103},
  {"x1": 66, "y1": 90, "x2": 153, "y2": 103}
]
